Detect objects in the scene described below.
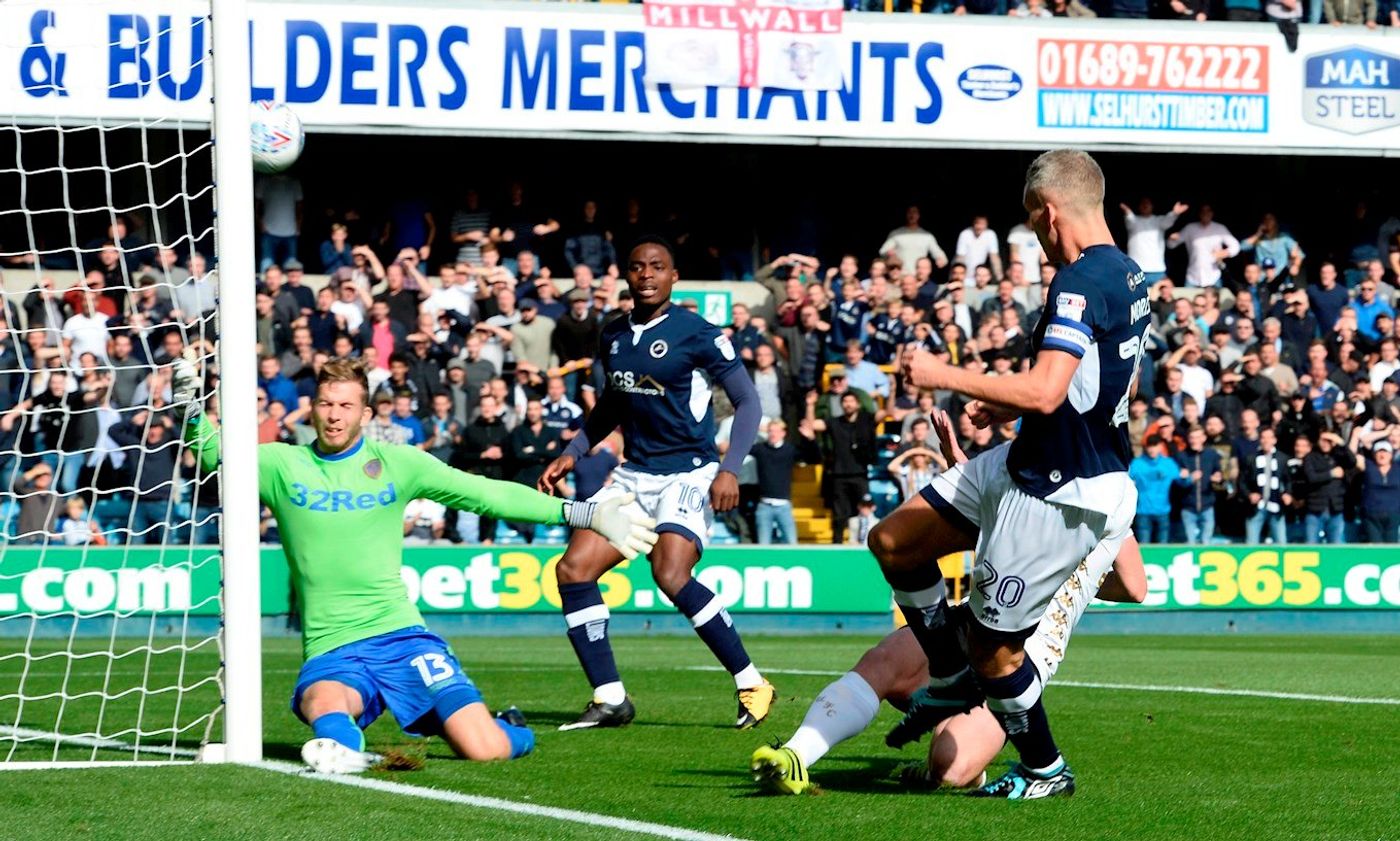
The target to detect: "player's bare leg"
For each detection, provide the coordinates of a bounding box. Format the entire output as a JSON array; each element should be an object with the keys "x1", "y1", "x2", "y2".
[
  {"x1": 439, "y1": 702, "x2": 525, "y2": 761},
  {"x1": 555, "y1": 529, "x2": 634, "y2": 729},
  {"x1": 867, "y1": 494, "x2": 983, "y2": 726},
  {"x1": 298, "y1": 680, "x2": 381, "y2": 773},
  {"x1": 650, "y1": 532, "x2": 774, "y2": 728},
  {"x1": 853, "y1": 630, "x2": 1000, "y2": 787},
  {"x1": 756, "y1": 627, "x2": 1003, "y2": 794}
]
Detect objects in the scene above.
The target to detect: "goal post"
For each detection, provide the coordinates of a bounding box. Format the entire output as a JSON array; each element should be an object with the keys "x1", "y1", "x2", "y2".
[
  {"x1": 209, "y1": 0, "x2": 263, "y2": 766},
  {"x1": 0, "y1": 0, "x2": 261, "y2": 766}
]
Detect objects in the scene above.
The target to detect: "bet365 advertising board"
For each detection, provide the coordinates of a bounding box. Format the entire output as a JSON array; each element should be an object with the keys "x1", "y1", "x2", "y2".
[{"x1": 1, "y1": 546, "x2": 1398, "y2": 617}]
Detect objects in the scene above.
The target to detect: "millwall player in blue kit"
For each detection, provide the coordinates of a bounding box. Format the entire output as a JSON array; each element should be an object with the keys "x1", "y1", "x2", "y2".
[
  {"x1": 538, "y1": 236, "x2": 775, "y2": 731},
  {"x1": 868, "y1": 149, "x2": 1149, "y2": 799}
]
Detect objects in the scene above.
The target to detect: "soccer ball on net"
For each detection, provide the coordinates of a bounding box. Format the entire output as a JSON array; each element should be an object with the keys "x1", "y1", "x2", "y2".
[{"x1": 250, "y1": 100, "x2": 305, "y2": 174}]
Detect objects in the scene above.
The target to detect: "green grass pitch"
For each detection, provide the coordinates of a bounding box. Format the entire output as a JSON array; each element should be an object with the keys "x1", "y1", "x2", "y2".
[{"x1": 3, "y1": 633, "x2": 1397, "y2": 840}]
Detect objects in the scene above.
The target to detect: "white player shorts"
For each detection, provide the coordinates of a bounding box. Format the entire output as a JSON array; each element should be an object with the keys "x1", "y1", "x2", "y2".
[
  {"x1": 952, "y1": 532, "x2": 1117, "y2": 683},
  {"x1": 587, "y1": 462, "x2": 718, "y2": 552},
  {"x1": 921, "y1": 442, "x2": 1135, "y2": 638}
]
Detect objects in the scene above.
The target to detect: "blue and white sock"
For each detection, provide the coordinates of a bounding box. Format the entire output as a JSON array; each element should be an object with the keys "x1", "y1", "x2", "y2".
[
  {"x1": 560, "y1": 581, "x2": 626, "y2": 705},
  {"x1": 889, "y1": 567, "x2": 971, "y2": 683},
  {"x1": 978, "y1": 658, "x2": 1062, "y2": 773},
  {"x1": 311, "y1": 711, "x2": 364, "y2": 752},
  {"x1": 672, "y1": 578, "x2": 761, "y2": 689}
]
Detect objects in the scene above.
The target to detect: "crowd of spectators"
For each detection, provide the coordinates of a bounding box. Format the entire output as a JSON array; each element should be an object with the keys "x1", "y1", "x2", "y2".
[{"x1": 3, "y1": 178, "x2": 1400, "y2": 549}]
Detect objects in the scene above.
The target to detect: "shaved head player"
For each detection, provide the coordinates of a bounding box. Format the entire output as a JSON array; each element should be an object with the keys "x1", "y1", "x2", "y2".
[{"x1": 869, "y1": 149, "x2": 1149, "y2": 799}]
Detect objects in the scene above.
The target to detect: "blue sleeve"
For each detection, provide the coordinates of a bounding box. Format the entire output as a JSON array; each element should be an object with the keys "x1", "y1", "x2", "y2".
[
  {"x1": 563, "y1": 388, "x2": 623, "y2": 462},
  {"x1": 1038, "y1": 269, "x2": 1102, "y2": 360},
  {"x1": 718, "y1": 366, "x2": 760, "y2": 477},
  {"x1": 696, "y1": 321, "x2": 744, "y2": 380},
  {"x1": 1171, "y1": 453, "x2": 1189, "y2": 485}
]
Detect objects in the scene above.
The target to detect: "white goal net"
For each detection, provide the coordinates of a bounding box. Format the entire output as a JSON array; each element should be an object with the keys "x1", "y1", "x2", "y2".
[{"x1": 0, "y1": 0, "x2": 261, "y2": 766}]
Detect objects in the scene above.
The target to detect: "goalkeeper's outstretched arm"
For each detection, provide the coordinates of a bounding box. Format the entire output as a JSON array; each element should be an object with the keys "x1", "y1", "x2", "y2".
[
  {"x1": 183, "y1": 412, "x2": 288, "y2": 502},
  {"x1": 401, "y1": 448, "x2": 657, "y2": 559}
]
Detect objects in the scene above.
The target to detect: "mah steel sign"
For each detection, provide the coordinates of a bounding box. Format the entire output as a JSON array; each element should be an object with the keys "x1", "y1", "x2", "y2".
[{"x1": 4, "y1": 0, "x2": 1400, "y2": 152}]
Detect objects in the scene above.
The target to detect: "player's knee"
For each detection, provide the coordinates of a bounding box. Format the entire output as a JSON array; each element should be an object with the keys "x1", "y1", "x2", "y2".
[
  {"x1": 866, "y1": 521, "x2": 903, "y2": 566},
  {"x1": 299, "y1": 681, "x2": 355, "y2": 722},
  {"x1": 853, "y1": 629, "x2": 922, "y2": 702},
  {"x1": 447, "y1": 724, "x2": 511, "y2": 762},
  {"x1": 651, "y1": 561, "x2": 691, "y2": 599},
  {"x1": 966, "y1": 634, "x2": 1025, "y2": 679},
  {"x1": 554, "y1": 552, "x2": 591, "y2": 586}
]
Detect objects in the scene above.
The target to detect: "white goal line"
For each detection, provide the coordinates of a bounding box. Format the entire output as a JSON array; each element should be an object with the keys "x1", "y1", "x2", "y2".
[
  {"x1": 0, "y1": 726, "x2": 749, "y2": 841},
  {"x1": 253, "y1": 760, "x2": 751, "y2": 841}
]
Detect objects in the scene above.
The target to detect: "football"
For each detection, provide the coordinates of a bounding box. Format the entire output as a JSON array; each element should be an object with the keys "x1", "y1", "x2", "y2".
[{"x1": 250, "y1": 100, "x2": 304, "y2": 174}]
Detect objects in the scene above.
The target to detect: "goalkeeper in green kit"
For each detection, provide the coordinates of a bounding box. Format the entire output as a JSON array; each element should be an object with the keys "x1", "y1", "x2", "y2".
[{"x1": 173, "y1": 355, "x2": 658, "y2": 773}]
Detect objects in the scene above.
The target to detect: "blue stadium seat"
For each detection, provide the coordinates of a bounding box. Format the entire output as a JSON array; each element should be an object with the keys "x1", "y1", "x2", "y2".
[
  {"x1": 93, "y1": 497, "x2": 132, "y2": 542},
  {"x1": 0, "y1": 500, "x2": 17, "y2": 540},
  {"x1": 709, "y1": 519, "x2": 740, "y2": 546},
  {"x1": 537, "y1": 525, "x2": 569, "y2": 545},
  {"x1": 866, "y1": 479, "x2": 902, "y2": 518},
  {"x1": 493, "y1": 520, "x2": 526, "y2": 545}
]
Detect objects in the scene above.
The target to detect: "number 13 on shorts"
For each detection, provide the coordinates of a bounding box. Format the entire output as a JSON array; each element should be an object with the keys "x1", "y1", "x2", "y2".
[{"x1": 411, "y1": 653, "x2": 455, "y2": 686}]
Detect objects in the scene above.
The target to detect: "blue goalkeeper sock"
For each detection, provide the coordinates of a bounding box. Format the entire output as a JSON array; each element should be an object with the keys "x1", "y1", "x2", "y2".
[
  {"x1": 311, "y1": 712, "x2": 364, "y2": 752},
  {"x1": 494, "y1": 718, "x2": 535, "y2": 759}
]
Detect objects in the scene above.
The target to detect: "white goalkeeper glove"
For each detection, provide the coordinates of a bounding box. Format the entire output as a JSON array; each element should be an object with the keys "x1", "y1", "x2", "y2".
[
  {"x1": 565, "y1": 493, "x2": 658, "y2": 559},
  {"x1": 170, "y1": 351, "x2": 204, "y2": 423}
]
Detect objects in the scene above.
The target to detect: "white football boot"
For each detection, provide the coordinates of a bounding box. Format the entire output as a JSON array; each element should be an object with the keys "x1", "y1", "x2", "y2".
[{"x1": 300, "y1": 737, "x2": 382, "y2": 774}]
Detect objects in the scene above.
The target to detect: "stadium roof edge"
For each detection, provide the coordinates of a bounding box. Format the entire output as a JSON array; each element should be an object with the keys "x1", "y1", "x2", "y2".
[{"x1": 12, "y1": 116, "x2": 1396, "y2": 158}]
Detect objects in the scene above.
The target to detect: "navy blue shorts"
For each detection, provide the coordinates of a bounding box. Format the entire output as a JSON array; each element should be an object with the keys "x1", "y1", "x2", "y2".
[{"x1": 291, "y1": 627, "x2": 483, "y2": 737}]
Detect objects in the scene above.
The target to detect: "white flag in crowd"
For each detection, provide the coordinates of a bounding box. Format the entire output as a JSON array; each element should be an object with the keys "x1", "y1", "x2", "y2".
[{"x1": 643, "y1": 0, "x2": 847, "y2": 91}]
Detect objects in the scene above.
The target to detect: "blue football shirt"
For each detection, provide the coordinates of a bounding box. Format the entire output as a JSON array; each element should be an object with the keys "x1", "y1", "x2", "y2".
[
  {"x1": 597, "y1": 307, "x2": 743, "y2": 474},
  {"x1": 1006, "y1": 244, "x2": 1151, "y2": 514}
]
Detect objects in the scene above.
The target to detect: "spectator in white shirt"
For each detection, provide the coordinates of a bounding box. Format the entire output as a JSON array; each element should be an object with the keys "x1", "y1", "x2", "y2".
[
  {"x1": 1005, "y1": 216, "x2": 1044, "y2": 281},
  {"x1": 330, "y1": 279, "x2": 367, "y2": 334},
  {"x1": 1168, "y1": 204, "x2": 1241, "y2": 288},
  {"x1": 61, "y1": 293, "x2": 110, "y2": 363},
  {"x1": 880, "y1": 205, "x2": 948, "y2": 274},
  {"x1": 1169, "y1": 340, "x2": 1215, "y2": 408},
  {"x1": 1121, "y1": 197, "x2": 1188, "y2": 283},
  {"x1": 954, "y1": 215, "x2": 1003, "y2": 280},
  {"x1": 403, "y1": 498, "x2": 448, "y2": 544},
  {"x1": 1371, "y1": 338, "x2": 1400, "y2": 391}
]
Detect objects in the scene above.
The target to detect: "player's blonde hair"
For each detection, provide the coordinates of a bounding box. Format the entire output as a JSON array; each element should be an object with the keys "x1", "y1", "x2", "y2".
[
  {"x1": 1024, "y1": 148, "x2": 1105, "y2": 216},
  {"x1": 317, "y1": 356, "x2": 371, "y2": 404}
]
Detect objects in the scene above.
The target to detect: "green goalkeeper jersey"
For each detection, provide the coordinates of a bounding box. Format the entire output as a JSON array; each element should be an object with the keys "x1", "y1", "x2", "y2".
[{"x1": 186, "y1": 417, "x2": 566, "y2": 659}]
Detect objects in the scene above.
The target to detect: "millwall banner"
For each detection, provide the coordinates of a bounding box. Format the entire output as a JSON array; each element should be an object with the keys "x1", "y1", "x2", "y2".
[{"x1": 642, "y1": 0, "x2": 846, "y2": 90}]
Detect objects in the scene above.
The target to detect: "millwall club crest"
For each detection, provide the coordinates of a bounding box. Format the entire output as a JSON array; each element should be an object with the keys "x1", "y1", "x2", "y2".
[
  {"x1": 649, "y1": 339, "x2": 669, "y2": 359},
  {"x1": 610, "y1": 339, "x2": 620, "y2": 356},
  {"x1": 364, "y1": 458, "x2": 383, "y2": 479}
]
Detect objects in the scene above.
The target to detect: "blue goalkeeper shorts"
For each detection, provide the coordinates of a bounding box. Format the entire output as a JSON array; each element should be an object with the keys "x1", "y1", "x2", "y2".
[{"x1": 291, "y1": 626, "x2": 484, "y2": 737}]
